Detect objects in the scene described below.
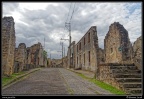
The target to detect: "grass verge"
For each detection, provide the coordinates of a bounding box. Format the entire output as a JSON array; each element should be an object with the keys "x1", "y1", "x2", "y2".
[
  {"x1": 2, "y1": 68, "x2": 41, "y2": 87},
  {"x1": 77, "y1": 73, "x2": 126, "y2": 95},
  {"x1": 2, "y1": 71, "x2": 26, "y2": 86}
]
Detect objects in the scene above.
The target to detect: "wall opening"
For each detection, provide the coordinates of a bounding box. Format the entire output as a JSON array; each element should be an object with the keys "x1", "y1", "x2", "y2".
[
  {"x1": 88, "y1": 51, "x2": 90, "y2": 65},
  {"x1": 84, "y1": 53, "x2": 85, "y2": 66},
  {"x1": 79, "y1": 42, "x2": 81, "y2": 50},
  {"x1": 88, "y1": 32, "x2": 90, "y2": 43},
  {"x1": 84, "y1": 37, "x2": 85, "y2": 45},
  {"x1": 111, "y1": 48, "x2": 113, "y2": 53},
  {"x1": 77, "y1": 45, "x2": 78, "y2": 52}
]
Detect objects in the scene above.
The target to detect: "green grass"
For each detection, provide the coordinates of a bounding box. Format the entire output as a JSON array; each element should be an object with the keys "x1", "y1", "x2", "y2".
[
  {"x1": 2, "y1": 68, "x2": 41, "y2": 87},
  {"x1": 77, "y1": 73, "x2": 126, "y2": 95},
  {"x1": 2, "y1": 71, "x2": 26, "y2": 86}
]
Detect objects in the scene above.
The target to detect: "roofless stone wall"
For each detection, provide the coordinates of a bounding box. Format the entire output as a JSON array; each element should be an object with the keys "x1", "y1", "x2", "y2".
[
  {"x1": 133, "y1": 36, "x2": 142, "y2": 70},
  {"x1": 104, "y1": 22, "x2": 133, "y2": 64},
  {"x1": 2, "y1": 16, "x2": 16, "y2": 76}
]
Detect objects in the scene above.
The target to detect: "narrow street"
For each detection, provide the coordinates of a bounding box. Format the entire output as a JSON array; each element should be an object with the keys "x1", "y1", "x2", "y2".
[{"x1": 2, "y1": 68, "x2": 112, "y2": 95}]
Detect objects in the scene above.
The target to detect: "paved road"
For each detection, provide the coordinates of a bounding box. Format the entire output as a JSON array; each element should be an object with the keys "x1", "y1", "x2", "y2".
[{"x1": 2, "y1": 68, "x2": 112, "y2": 95}]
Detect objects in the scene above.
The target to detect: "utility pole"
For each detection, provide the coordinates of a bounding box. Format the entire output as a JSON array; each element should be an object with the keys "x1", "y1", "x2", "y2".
[
  {"x1": 58, "y1": 42, "x2": 64, "y2": 67},
  {"x1": 60, "y1": 42, "x2": 64, "y2": 67},
  {"x1": 65, "y1": 22, "x2": 71, "y2": 68},
  {"x1": 43, "y1": 37, "x2": 45, "y2": 67},
  {"x1": 44, "y1": 37, "x2": 45, "y2": 49},
  {"x1": 64, "y1": 47, "x2": 65, "y2": 57}
]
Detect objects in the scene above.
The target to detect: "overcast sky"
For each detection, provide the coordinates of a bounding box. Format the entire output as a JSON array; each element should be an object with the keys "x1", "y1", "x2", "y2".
[{"x1": 2, "y1": 2, "x2": 142, "y2": 59}]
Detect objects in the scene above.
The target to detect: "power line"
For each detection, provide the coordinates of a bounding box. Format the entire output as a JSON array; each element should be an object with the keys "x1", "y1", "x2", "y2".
[
  {"x1": 69, "y1": 3, "x2": 76, "y2": 23},
  {"x1": 66, "y1": 3, "x2": 72, "y2": 23},
  {"x1": 63, "y1": 3, "x2": 72, "y2": 39}
]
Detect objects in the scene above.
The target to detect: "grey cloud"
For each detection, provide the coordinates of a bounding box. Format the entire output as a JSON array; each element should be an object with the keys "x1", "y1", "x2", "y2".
[
  {"x1": 2, "y1": 3, "x2": 19, "y2": 15},
  {"x1": 3, "y1": 2, "x2": 141, "y2": 59}
]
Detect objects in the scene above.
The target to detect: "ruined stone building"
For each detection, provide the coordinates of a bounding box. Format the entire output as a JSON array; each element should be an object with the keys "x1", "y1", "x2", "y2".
[
  {"x1": 2, "y1": 17, "x2": 16, "y2": 76},
  {"x1": 66, "y1": 22, "x2": 142, "y2": 94},
  {"x1": 14, "y1": 42, "x2": 45, "y2": 71},
  {"x1": 50, "y1": 59, "x2": 61, "y2": 67},
  {"x1": 2, "y1": 16, "x2": 48, "y2": 75},
  {"x1": 63, "y1": 56, "x2": 68, "y2": 68},
  {"x1": 43, "y1": 57, "x2": 48, "y2": 67},
  {"x1": 98, "y1": 48, "x2": 105, "y2": 63},
  {"x1": 98, "y1": 22, "x2": 142, "y2": 94},
  {"x1": 43, "y1": 50, "x2": 48, "y2": 67},
  {"x1": 36, "y1": 42, "x2": 44, "y2": 67},
  {"x1": 28, "y1": 42, "x2": 44, "y2": 67},
  {"x1": 133, "y1": 36, "x2": 142, "y2": 70},
  {"x1": 14, "y1": 43, "x2": 27, "y2": 72},
  {"x1": 47, "y1": 58, "x2": 52, "y2": 67},
  {"x1": 74, "y1": 26, "x2": 99, "y2": 72},
  {"x1": 67, "y1": 41, "x2": 76, "y2": 68},
  {"x1": 104, "y1": 22, "x2": 133, "y2": 63},
  {"x1": 26, "y1": 47, "x2": 31, "y2": 65}
]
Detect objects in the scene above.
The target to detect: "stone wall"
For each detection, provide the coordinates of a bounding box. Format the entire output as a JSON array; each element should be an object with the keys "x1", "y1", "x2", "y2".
[
  {"x1": 28, "y1": 42, "x2": 44, "y2": 67},
  {"x1": 47, "y1": 58, "x2": 52, "y2": 67},
  {"x1": 43, "y1": 57, "x2": 48, "y2": 67},
  {"x1": 75, "y1": 26, "x2": 99, "y2": 72},
  {"x1": 2, "y1": 16, "x2": 16, "y2": 76},
  {"x1": 104, "y1": 22, "x2": 133, "y2": 64},
  {"x1": 26, "y1": 47, "x2": 31, "y2": 65},
  {"x1": 67, "y1": 41, "x2": 76, "y2": 68},
  {"x1": 133, "y1": 36, "x2": 142, "y2": 70},
  {"x1": 14, "y1": 42, "x2": 45, "y2": 70},
  {"x1": 63, "y1": 56, "x2": 68, "y2": 68},
  {"x1": 51, "y1": 59, "x2": 62, "y2": 67},
  {"x1": 98, "y1": 64, "x2": 124, "y2": 90},
  {"x1": 98, "y1": 48, "x2": 105, "y2": 64},
  {"x1": 14, "y1": 43, "x2": 27, "y2": 72},
  {"x1": 36, "y1": 42, "x2": 44, "y2": 66},
  {"x1": 2, "y1": 17, "x2": 47, "y2": 75}
]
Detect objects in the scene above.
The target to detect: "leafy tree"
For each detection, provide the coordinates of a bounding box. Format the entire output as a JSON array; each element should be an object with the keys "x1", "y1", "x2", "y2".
[{"x1": 43, "y1": 50, "x2": 47, "y2": 58}]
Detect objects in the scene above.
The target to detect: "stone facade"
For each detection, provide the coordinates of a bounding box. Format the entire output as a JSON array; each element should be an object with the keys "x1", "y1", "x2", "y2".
[
  {"x1": 104, "y1": 22, "x2": 133, "y2": 64},
  {"x1": 14, "y1": 42, "x2": 45, "y2": 71},
  {"x1": 98, "y1": 48, "x2": 105, "y2": 64},
  {"x1": 98, "y1": 63, "x2": 142, "y2": 94},
  {"x1": 2, "y1": 16, "x2": 48, "y2": 75},
  {"x1": 43, "y1": 57, "x2": 48, "y2": 67},
  {"x1": 133, "y1": 36, "x2": 142, "y2": 70},
  {"x1": 99, "y1": 22, "x2": 142, "y2": 94},
  {"x1": 2, "y1": 16, "x2": 16, "y2": 76},
  {"x1": 14, "y1": 43, "x2": 27, "y2": 72},
  {"x1": 36, "y1": 42, "x2": 44, "y2": 67},
  {"x1": 75, "y1": 26, "x2": 99, "y2": 72},
  {"x1": 28, "y1": 42, "x2": 44, "y2": 67},
  {"x1": 98, "y1": 64, "x2": 120, "y2": 89},
  {"x1": 63, "y1": 56, "x2": 68, "y2": 68},
  {"x1": 26, "y1": 47, "x2": 31, "y2": 65},
  {"x1": 51, "y1": 59, "x2": 62, "y2": 67},
  {"x1": 47, "y1": 58, "x2": 52, "y2": 67},
  {"x1": 67, "y1": 41, "x2": 76, "y2": 68}
]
